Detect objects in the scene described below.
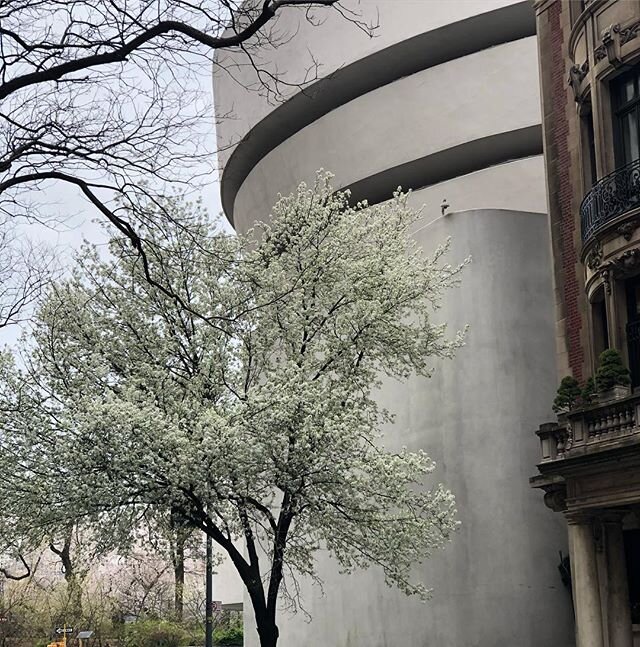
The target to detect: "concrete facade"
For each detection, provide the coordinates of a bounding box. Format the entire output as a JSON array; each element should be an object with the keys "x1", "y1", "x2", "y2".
[{"x1": 213, "y1": 1, "x2": 575, "y2": 645}]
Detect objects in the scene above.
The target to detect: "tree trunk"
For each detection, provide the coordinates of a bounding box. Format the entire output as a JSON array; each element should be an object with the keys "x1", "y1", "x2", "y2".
[
  {"x1": 172, "y1": 531, "x2": 185, "y2": 622},
  {"x1": 253, "y1": 599, "x2": 279, "y2": 647},
  {"x1": 170, "y1": 517, "x2": 189, "y2": 623},
  {"x1": 50, "y1": 529, "x2": 82, "y2": 618},
  {"x1": 67, "y1": 574, "x2": 83, "y2": 619},
  {"x1": 256, "y1": 620, "x2": 279, "y2": 647}
]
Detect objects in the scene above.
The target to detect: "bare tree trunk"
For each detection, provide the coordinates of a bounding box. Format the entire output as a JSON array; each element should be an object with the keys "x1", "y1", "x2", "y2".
[
  {"x1": 257, "y1": 627, "x2": 279, "y2": 647},
  {"x1": 247, "y1": 581, "x2": 279, "y2": 647},
  {"x1": 170, "y1": 510, "x2": 190, "y2": 622},
  {"x1": 50, "y1": 527, "x2": 82, "y2": 618},
  {"x1": 255, "y1": 609, "x2": 279, "y2": 647},
  {"x1": 172, "y1": 529, "x2": 186, "y2": 622}
]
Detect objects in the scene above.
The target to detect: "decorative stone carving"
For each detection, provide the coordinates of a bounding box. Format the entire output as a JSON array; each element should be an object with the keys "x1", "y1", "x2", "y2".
[
  {"x1": 616, "y1": 220, "x2": 638, "y2": 241},
  {"x1": 556, "y1": 427, "x2": 567, "y2": 456},
  {"x1": 595, "y1": 19, "x2": 640, "y2": 68},
  {"x1": 586, "y1": 240, "x2": 603, "y2": 270},
  {"x1": 565, "y1": 421, "x2": 574, "y2": 452},
  {"x1": 568, "y1": 61, "x2": 590, "y2": 104},
  {"x1": 543, "y1": 484, "x2": 567, "y2": 513},
  {"x1": 601, "y1": 266, "x2": 612, "y2": 294},
  {"x1": 599, "y1": 247, "x2": 640, "y2": 294},
  {"x1": 601, "y1": 23, "x2": 623, "y2": 68},
  {"x1": 618, "y1": 19, "x2": 640, "y2": 46},
  {"x1": 609, "y1": 247, "x2": 640, "y2": 274}
]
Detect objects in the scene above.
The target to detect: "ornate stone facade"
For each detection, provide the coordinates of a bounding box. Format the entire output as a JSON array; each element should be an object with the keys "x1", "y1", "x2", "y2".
[{"x1": 533, "y1": 1, "x2": 640, "y2": 645}]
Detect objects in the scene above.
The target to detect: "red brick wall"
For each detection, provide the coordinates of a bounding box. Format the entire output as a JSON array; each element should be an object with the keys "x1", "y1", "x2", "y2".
[{"x1": 539, "y1": 0, "x2": 585, "y2": 381}]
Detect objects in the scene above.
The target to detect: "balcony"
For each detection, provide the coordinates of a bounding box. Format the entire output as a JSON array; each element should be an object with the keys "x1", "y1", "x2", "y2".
[
  {"x1": 581, "y1": 158, "x2": 640, "y2": 243},
  {"x1": 537, "y1": 390, "x2": 640, "y2": 464}
]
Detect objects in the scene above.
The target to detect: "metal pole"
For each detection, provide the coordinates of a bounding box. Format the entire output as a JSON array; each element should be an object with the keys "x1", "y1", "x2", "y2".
[{"x1": 205, "y1": 535, "x2": 213, "y2": 647}]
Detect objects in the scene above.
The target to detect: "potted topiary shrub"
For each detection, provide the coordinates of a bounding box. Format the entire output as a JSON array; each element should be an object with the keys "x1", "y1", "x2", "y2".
[
  {"x1": 594, "y1": 348, "x2": 631, "y2": 402},
  {"x1": 581, "y1": 376, "x2": 597, "y2": 406},
  {"x1": 553, "y1": 376, "x2": 582, "y2": 415}
]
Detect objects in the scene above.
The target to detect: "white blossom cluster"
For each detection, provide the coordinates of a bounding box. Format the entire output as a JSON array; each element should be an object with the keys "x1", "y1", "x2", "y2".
[{"x1": 0, "y1": 172, "x2": 467, "y2": 640}]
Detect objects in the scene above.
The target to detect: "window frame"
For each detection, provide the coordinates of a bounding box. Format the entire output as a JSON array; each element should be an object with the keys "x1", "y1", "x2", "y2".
[{"x1": 612, "y1": 67, "x2": 640, "y2": 167}]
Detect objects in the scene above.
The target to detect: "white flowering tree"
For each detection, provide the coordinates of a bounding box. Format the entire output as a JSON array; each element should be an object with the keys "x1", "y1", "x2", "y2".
[{"x1": 0, "y1": 173, "x2": 465, "y2": 647}]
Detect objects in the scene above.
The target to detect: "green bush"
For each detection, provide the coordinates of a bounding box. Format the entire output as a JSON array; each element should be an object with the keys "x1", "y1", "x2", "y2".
[
  {"x1": 595, "y1": 349, "x2": 630, "y2": 392},
  {"x1": 125, "y1": 619, "x2": 188, "y2": 647},
  {"x1": 581, "y1": 376, "x2": 597, "y2": 405},
  {"x1": 552, "y1": 376, "x2": 581, "y2": 413},
  {"x1": 214, "y1": 613, "x2": 243, "y2": 646},
  {"x1": 214, "y1": 624, "x2": 243, "y2": 645}
]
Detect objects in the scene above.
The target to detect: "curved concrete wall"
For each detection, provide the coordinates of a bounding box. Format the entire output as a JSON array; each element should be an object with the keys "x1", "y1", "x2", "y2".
[
  {"x1": 231, "y1": 35, "x2": 541, "y2": 233},
  {"x1": 245, "y1": 207, "x2": 573, "y2": 647},
  {"x1": 213, "y1": 0, "x2": 537, "y2": 223},
  {"x1": 213, "y1": 0, "x2": 575, "y2": 645},
  {"x1": 214, "y1": 0, "x2": 532, "y2": 150}
]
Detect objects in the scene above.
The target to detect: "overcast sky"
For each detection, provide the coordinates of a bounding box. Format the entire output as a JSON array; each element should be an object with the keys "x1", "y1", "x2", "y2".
[{"x1": 0, "y1": 108, "x2": 227, "y2": 349}]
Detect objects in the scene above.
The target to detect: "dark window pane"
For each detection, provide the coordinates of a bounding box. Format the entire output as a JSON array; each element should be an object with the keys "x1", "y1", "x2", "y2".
[
  {"x1": 612, "y1": 66, "x2": 640, "y2": 166},
  {"x1": 591, "y1": 293, "x2": 608, "y2": 358},
  {"x1": 624, "y1": 530, "x2": 640, "y2": 624},
  {"x1": 589, "y1": 121, "x2": 597, "y2": 185},
  {"x1": 621, "y1": 110, "x2": 640, "y2": 164},
  {"x1": 623, "y1": 77, "x2": 637, "y2": 104}
]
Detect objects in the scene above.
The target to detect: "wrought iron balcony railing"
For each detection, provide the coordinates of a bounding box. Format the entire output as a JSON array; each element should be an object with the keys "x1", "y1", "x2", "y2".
[{"x1": 581, "y1": 157, "x2": 640, "y2": 243}]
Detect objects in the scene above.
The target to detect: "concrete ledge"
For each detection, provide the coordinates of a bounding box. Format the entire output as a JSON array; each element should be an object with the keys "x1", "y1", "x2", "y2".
[
  {"x1": 345, "y1": 125, "x2": 543, "y2": 207},
  {"x1": 219, "y1": 0, "x2": 536, "y2": 223}
]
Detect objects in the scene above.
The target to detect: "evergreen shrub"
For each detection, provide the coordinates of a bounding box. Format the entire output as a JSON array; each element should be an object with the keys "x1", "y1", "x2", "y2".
[
  {"x1": 552, "y1": 376, "x2": 581, "y2": 413},
  {"x1": 595, "y1": 349, "x2": 630, "y2": 392},
  {"x1": 581, "y1": 376, "x2": 597, "y2": 405}
]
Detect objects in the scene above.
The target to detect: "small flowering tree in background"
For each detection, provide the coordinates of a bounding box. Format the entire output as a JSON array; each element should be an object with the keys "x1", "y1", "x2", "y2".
[{"x1": 0, "y1": 172, "x2": 466, "y2": 647}]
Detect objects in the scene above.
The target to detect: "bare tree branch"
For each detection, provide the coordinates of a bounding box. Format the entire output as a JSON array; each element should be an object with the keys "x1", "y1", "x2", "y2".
[
  {"x1": 0, "y1": 0, "x2": 372, "y2": 300},
  {"x1": 0, "y1": 216, "x2": 53, "y2": 329},
  {"x1": 0, "y1": 553, "x2": 30, "y2": 581}
]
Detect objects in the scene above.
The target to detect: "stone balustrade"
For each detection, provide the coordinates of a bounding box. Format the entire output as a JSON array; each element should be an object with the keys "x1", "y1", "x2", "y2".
[{"x1": 537, "y1": 391, "x2": 640, "y2": 463}]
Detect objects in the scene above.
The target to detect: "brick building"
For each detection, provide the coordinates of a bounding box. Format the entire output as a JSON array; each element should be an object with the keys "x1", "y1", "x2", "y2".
[{"x1": 532, "y1": 1, "x2": 640, "y2": 646}]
